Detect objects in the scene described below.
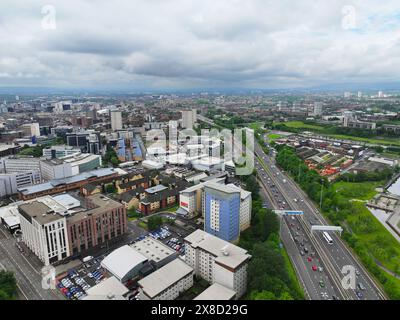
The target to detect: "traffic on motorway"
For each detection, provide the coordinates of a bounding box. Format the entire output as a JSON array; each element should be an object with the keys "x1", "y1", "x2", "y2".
[{"x1": 254, "y1": 142, "x2": 386, "y2": 300}]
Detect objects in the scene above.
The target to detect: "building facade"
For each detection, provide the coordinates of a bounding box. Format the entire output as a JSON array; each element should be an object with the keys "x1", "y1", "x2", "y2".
[{"x1": 203, "y1": 183, "x2": 241, "y2": 242}]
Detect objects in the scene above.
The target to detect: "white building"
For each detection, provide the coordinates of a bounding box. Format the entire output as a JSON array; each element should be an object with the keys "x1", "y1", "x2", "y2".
[
  {"x1": 21, "y1": 123, "x2": 40, "y2": 138},
  {"x1": 184, "y1": 229, "x2": 251, "y2": 299},
  {"x1": 111, "y1": 110, "x2": 123, "y2": 131},
  {"x1": 40, "y1": 159, "x2": 74, "y2": 180},
  {"x1": 138, "y1": 258, "x2": 194, "y2": 300},
  {"x1": 0, "y1": 157, "x2": 42, "y2": 176},
  {"x1": 18, "y1": 201, "x2": 70, "y2": 265},
  {"x1": 181, "y1": 110, "x2": 197, "y2": 129},
  {"x1": 313, "y1": 102, "x2": 323, "y2": 116},
  {"x1": 0, "y1": 172, "x2": 41, "y2": 196}
]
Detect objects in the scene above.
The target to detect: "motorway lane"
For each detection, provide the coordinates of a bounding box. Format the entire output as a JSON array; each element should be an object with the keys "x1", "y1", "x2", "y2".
[
  {"x1": 255, "y1": 143, "x2": 386, "y2": 300},
  {"x1": 273, "y1": 159, "x2": 384, "y2": 300},
  {"x1": 256, "y1": 160, "x2": 340, "y2": 300}
]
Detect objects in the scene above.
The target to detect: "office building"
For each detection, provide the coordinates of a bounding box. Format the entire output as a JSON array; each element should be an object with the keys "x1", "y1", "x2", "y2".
[
  {"x1": 40, "y1": 159, "x2": 74, "y2": 180},
  {"x1": 0, "y1": 156, "x2": 42, "y2": 176},
  {"x1": 111, "y1": 111, "x2": 123, "y2": 131},
  {"x1": 184, "y1": 229, "x2": 251, "y2": 298},
  {"x1": 138, "y1": 258, "x2": 194, "y2": 300},
  {"x1": 67, "y1": 194, "x2": 127, "y2": 255},
  {"x1": 18, "y1": 201, "x2": 70, "y2": 265},
  {"x1": 0, "y1": 172, "x2": 41, "y2": 197}
]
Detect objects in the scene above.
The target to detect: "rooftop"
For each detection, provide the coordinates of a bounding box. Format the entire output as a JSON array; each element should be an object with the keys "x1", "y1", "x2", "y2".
[
  {"x1": 130, "y1": 237, "x2": 176, "y2": 263},
  {"x1": 18, "y1": 201, "x2": 63, "y2": 225},
  {"x1": 138, "y1": 259, "x2": 193, "y2": 299},
  {"x1": 194, "y1": 283, "x2": 236, "y2": 300},
  {"x1": 85, "y1": 276, "x2": 129, "y2": 299},
  {"x1": 67, "y1": 194, "x2": 123, "y2": 223},
  {"x1": 101, "y1": 245, "x2": 148, "y2": 281},
  {"x1": 18, "y1": 168, "x2": 118, "y2": 195}
]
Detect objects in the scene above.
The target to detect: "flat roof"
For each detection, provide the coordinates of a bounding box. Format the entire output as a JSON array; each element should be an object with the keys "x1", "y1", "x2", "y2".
[
  {"x1": 184, "y1": 229, "x2": 251, "y2": 270},
  {"x1": 138, "y1": 259, "x2": 193, "y2": 299},
  {"x1": 194, "y1": 283, "x2": 236, "y2": 300},
  {"x1": 67, "y1": 194, "x2": 122, "y2": 223},
  {"x1": 18, "y1": 201, "x2": 62, "y2": 225},
  {"x1": 85, "y1": 276, "x2": 129, "y2": 299},
  {"x1": 145, "y1": 184, "x2": 168, "y2": 194},
  {"x1": 130, "y1": 238, "x2": 175, "y2": 263},
  {"x1": 101, "y1": 245, "x2": 147, "y2": 281},
  {"x1": 18, "y1": 168, "x2": 117, "y2": 195}
]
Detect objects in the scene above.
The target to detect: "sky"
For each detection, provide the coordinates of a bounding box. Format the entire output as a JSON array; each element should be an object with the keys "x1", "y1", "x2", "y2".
[{"x1": 1, "y1": 0, "x2": 400, "y2": 91}]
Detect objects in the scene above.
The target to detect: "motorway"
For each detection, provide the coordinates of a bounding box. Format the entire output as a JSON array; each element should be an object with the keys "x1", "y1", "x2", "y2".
[
  {"x1": 198, "y1": 114, "x2": 387, "y2": 300},
  {"x1": 254, "y1": 142, "x2": 386, "y2": 300}
]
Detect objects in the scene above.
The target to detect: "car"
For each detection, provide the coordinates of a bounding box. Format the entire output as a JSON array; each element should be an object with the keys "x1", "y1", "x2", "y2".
[
  {"x1": 88, "y1": 273, "x2": 93, "y2": 278},
  {"x1": 304, "y1": 247, "x2": 309, "y2": 253},
  {"x1": 312, "y1": 265, "x2": 317, "y2": 271},
  {"x1": 300, "y1": 250, "x2": 305, "y2": 256},
  {"x1": 357, "y1": 283, "x2": 365, "y2": 291},
  {"x1": 307, "y1": 257, "x2": 312, "y2": 262},
  {"x1": 319, "y1": 280, "x2": 325, "y2": 288},
  {"x1": 355, "y1": 269, "x2": 360, "y2": 277},
  {"x1": 332, "y1": 295, "x2": 339, "y2": 300},
  {"x1": 356, "y1": 291, "x2": 363, "y2": 299},
  {"x1": 318, "y1": 267, "x2": 323, "y2": 273}
]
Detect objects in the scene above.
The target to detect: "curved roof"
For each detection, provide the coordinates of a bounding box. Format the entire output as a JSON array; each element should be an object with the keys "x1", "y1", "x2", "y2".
[{"x1": 101, "y1": 245, "x2": 147, "y2": 281}]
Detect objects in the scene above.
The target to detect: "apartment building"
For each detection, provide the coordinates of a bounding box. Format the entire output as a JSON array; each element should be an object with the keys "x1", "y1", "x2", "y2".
[{"x1": 184, "y1": 229, "x2": 251, "y2": 299}]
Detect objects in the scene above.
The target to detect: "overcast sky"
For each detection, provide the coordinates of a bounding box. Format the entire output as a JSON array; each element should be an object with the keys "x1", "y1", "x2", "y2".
[{"x1": 1, "y1": 0, "x2": 400, "y2": 90}]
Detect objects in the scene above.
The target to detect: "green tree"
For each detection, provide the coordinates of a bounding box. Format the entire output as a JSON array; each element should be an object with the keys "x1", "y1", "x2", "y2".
[
  {"x1": 0, "y1": 271, "x2": 17, "y2": 300},
  {"x1": 147, "y1": 216, "x2": 163, "y2": 231}
]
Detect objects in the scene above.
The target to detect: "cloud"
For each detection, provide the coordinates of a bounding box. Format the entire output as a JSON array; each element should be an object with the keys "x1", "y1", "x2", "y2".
[{"x1": 0, "y1": 0, "x2": 400, "y2": 89}]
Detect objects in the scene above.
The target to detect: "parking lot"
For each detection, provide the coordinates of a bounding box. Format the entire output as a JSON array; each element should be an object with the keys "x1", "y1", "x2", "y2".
[{"x1": 56, "y1": 255, "x2": 107, "y2": 300}]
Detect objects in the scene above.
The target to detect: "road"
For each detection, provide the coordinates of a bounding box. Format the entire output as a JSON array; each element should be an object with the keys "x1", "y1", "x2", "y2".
[
  {"x1": 256, "y1": 160, "x2": 340, "y2": 300},
  {"x1": 0, "y1": 225, "x2": 62, "y2": 300},
  {"x1": 198, "y1": 114, "x2": 387, "y2": 300},
  {"x1": 255, "y1": 142, "x2": 386, "y2": 300}
]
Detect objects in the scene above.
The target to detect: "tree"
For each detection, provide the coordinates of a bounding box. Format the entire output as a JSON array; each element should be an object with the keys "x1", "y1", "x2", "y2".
[
  {"x1": 147, "y1": 216, "x2": 163, "y2": 231},
  {"x1": 0, "y1": 271, "x2": 17, "y2": 300}
]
